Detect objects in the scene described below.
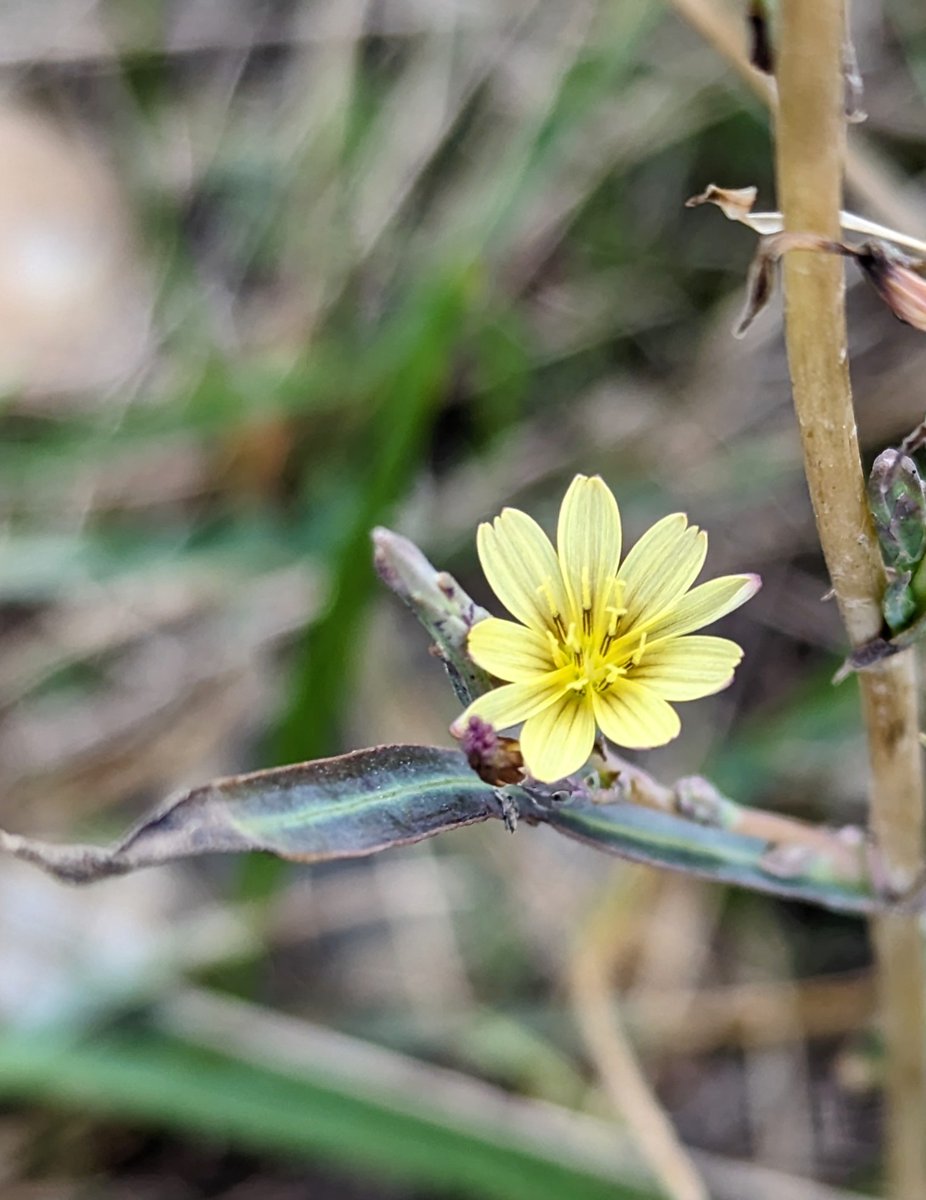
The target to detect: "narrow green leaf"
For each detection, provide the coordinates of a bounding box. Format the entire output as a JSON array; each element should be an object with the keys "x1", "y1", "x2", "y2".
[
  {"x1": 275, "y1": 266, "x2": 477, "y2": 769},
  {"x1": 0, "y1": 746, "x2": 506, "y2": 885},
  {"x1": 531, "y1": 795, "x2": 878, "y2": 915},
  {"x1": 0, "y1": 1025, "x2": 653, "y2": 1200},
  {"x1": 0, "y1": 732, "x2": 891, "y2": 916}
]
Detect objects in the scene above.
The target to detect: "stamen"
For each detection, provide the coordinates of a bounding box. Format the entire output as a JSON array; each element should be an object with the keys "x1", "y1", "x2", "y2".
[
  {"x1": 564, "y1": 621, "x2": 581, "y2": 653},
  {"x1": 545, "y1": 630, "x2": 566, "y2": 667},
  {"x1": 630, "y1": 631, "x2": 648, "y2": 667},
  {"x1": 582, "y1": 606, "x2": 592, "y2": 635},
  {"x1": 595, "y1": 662, "x2": 628, "y2": 692},
  {"x1": 538, "y1": 578, "x2": 567, "y2": 638},
  {"x1": 581, "y1": 567, "x2": 592, "y2": 613},
  {"x1": 600, "y1": 605, "x2": 625, "y2": 655}
]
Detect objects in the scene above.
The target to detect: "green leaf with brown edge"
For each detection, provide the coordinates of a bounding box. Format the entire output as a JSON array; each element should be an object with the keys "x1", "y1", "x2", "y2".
[
  {"x1": 523, "y1": 793, "x2": 881, "y2": 915},
  {"x1": 0, "y1": 738, "x2": 896, "y2": 918},
  {"x1": 0, "y1": 745, "x2": 512, "y2": 885}
]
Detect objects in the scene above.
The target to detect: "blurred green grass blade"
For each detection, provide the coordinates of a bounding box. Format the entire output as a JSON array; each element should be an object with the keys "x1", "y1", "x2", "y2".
[
  {"x1": 275, "y1": 265, "x2": 479, "y2": 768},
  {"x1": 0, "y1": 1025, "x2": 653, "y2": 1200},
  {"x1": 0, "y1": 518, "x2": 303, "y2": 601},
  {"x1": 452, "y1": 1, "x2": 659, "y2": 255},
  {"x1": 258, "y1": 266, "x2": 470, "y2": 903},
  {"x1": 270, "y1": 0, "x2": 658, "y2": 771}
]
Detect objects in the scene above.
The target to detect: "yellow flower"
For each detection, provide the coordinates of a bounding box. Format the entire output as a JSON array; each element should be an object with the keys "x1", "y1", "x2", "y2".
[{"x1": 453, "y1": 475, "x2": 760, "y2": 783}]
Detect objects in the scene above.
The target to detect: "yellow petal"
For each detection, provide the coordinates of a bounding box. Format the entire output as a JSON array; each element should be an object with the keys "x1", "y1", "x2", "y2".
[
  {"x1": 592, "y1": 679, "x2": 681, "y2": 749},
  {"x1": 556, "y1": 474, "x2": 622, "y2": 629},
  {"x1": 617, "y1": 514, "x2": 707, "y2": 626},
  {"x1": 477, "y1": 508, "x2": 569, "y2": 634},
  {"x1": 645, "y1": 574, "x2": 760, "y2": 640},
  {"x1": 519, "y1": 692, "x2": 596, "y2": 783},
  {"x1": 632, "y1": 635, "x2": 743, "y2": 701},
  {"x1": 468, "y1": 617, "x2": 556, "y2": 682},
  {"x1": 452, "y1": 668, "x2": 571, "y2": 736}
]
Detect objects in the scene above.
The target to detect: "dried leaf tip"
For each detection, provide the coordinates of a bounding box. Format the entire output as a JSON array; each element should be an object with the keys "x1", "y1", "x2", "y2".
[
  {"x1": 686, "y1": 182, "x2": 926, "y2": 255},
  {"x1": 685, "y1": 184, "x2": 758, "y2": 224},
  {"x1": 687, "y1": 186, "x2": 926, "y2": 336}
]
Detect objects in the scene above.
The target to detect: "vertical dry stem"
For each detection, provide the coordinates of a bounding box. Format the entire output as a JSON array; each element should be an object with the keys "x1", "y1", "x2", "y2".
[
  {"x1": 775, "y1": 3, "x2": 926, "y2": 1197},
  {"x1": 569, "y1": 869, "x2": 709, "y2": 1200}
]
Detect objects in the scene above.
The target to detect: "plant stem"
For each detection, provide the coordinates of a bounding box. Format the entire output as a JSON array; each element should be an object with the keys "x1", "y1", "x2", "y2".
[
  {"x1": 569, "y1": 870, "x2": 710, "y2": 1200},
  {"x1": 774, "y1": 3, "x2": 926, "y2": 1197}
]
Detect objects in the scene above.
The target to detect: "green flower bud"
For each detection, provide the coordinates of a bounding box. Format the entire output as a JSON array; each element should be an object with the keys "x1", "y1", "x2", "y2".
[{"x1": 868, "y1": 449, "x2": 926, "y2": 573}]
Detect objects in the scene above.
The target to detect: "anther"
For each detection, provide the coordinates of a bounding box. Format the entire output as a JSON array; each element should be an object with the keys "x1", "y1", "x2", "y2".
[
  {"x1": 600, "y1": 607, "x2": 623, "y2": 655},
  {"x1": 545, "y1": 630, "x2": 566, "y2": 666},
  {"x1": 581, "y1": 568, "x2": 592, "y2": 613},
  {"x1": 538, "y1": 578, "x2": 567, "y2": 638}
]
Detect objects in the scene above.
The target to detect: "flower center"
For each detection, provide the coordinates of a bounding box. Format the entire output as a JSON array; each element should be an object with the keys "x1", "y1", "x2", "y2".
[{"x1": 540, "y1": 575, "x2": 646, "y2": 697}]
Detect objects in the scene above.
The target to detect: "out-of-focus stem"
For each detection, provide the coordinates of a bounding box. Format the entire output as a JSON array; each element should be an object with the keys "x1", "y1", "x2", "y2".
[
  {"x1": 774, "y1": 3, "x2": 926, "y2": 1197},
  {"x1": 666, "y1": 0, "x2": 774, "y2": 103},
  {"x1": 569, "y1": 870, "x2": 710, "y2": 1200},
  {"x1": 668, "y1": 0, "x2": 925, "y2": 237}
]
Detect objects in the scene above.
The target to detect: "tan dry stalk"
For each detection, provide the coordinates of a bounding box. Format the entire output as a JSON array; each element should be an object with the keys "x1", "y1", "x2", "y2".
[
  {"x1": 666, "y1": 0, "x2": 774, "y2": 104},
  {"x1": 569, "y1": 869, "x2": 710, "y2": 1200},
  {"x1": 774, "y1": 3, "x2": 926, "y2": 1197}
]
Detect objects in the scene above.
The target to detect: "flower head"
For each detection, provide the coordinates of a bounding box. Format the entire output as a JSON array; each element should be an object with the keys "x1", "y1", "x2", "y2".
[{"x1": 452, "y1": 475, "x2": 760, "y2": 783}]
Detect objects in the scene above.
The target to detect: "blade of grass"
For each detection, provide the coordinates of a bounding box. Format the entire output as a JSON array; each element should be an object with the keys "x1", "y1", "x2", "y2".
[
  {"x1": 0, "y1": 1016, "x2": 653, "y2": 1200},
  {"x1": 233, "y1": 266, "x2": 478, "y2": 909},
  {"x1": 0, "y1": 988, "x2": 871, "y2": 1200},
  {"x1": 569, "y1": 870, "x2": 710, "y2": 1200}
]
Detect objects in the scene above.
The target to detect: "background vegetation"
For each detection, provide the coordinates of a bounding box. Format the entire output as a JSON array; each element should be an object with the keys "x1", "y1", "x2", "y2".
[{"x1": 1, "y1": 1, "x2": 926, "y2": 1195}]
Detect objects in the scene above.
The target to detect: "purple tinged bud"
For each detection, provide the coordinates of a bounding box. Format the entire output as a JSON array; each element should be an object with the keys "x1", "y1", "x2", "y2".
[
  {"x1": 459, "y1": 716, "x2": 524, "y2": 786},
  {"x1": 868, "y1": 450, "x2": 926, "y2": 573}
]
